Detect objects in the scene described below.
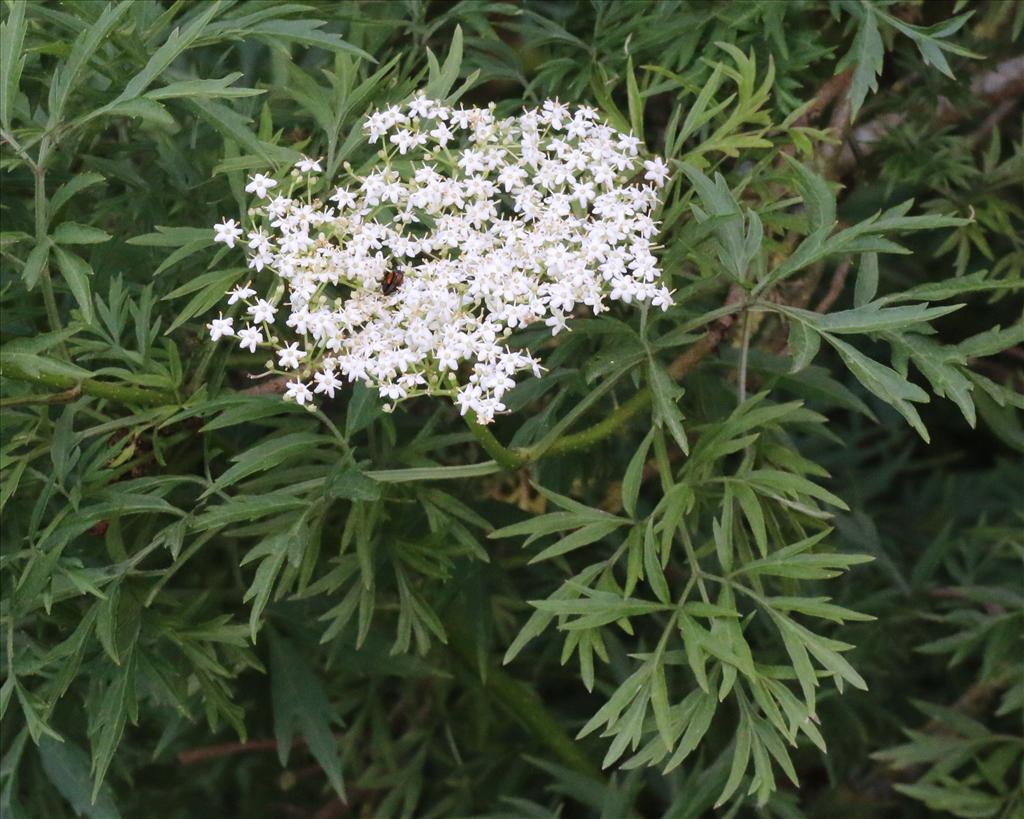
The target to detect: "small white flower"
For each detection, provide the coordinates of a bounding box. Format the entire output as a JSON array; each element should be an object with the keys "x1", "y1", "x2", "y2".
[
  {"x1": 295, "y1": 155, "x2": 323, "y2": 173},
  {"x1": 285, "y1": 379, "x2": 313, "y2": 405},
  {"x1": 313, "y1": 369, "x2": 342, "y2": 398},
  {"x1": 248, "y1": 299, "x2": 277, "y2": 324},
  {"x1": 245, "y1": 173, "x2": 278, "y2": 199},
  {"x1": 237, "y1": 326, "x2": 263, "y2": 352},
  {"x1": 643, "y1": 157, "x2": 671, "y2": 187},
  {"x1": 213, "y1": 219, "x2": 243, "y2": 248},
  {"x1": 208, "y1": 314, "x2": 234, "y2": 341},
  {"x1": 277, "y1": 342, "x2": 305, "y2": 370},
  {"x1": 429, "y1": 121, "x2": 454, "y2": 147},
  {"x1": 330, "y1": 188, "x2": 357, "y2": 209},
  {"x1": 228, "y1": 284, "x2": 256, "y2": 304},
  {"x1": 408, "y1": 94, "x2": 435, "y2": 118}
]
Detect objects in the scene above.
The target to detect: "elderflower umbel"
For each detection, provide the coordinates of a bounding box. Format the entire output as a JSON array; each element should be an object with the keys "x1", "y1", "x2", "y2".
[{"x1": 206, "y1": 96, "x2": 673, "y2": 423}]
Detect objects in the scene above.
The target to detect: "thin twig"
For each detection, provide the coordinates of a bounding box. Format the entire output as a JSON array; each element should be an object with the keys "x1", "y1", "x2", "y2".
[
  {"x1": 814, "y1": 257, "x2": 853, "y2": 314},
  {"x1": 968, "y1": 98, "x2": 1017, "y2": 149},
  {"x1": 929, "y1": 586, "x2": 1006, "y2": 615},
  {"x1": 796, "y1": 68, "x2": 855, "y2": 129},
  {"x1": 177, "y1": 737, "x2": 284, "y2": 765}
]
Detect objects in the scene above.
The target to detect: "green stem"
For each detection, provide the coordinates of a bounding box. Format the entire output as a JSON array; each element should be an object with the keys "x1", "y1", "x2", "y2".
[
  {"x1": 0, "y1": 385, "x2": 81, "y2": 408},
  {"x1": 1, "y1": 355, "x2": 175, "y2": 406},
  {"x1": 0, "y1": 128, "x2": 36, "y2": 170},
  {"x1": 541, "y1": 388, "x2": 652, "y2": 459},
  {"x1": 464, "y1": 412, "x2": 528, "y2": 469},
  {"x1": 737, "y1": 308, "x2": 751, "y2": 405},
  {"x1": 465, "y1": 385, "x2": 655, "y2": 470},
  {"x1": 32, "y1": 140, "x2": 68, "y2": 359}
]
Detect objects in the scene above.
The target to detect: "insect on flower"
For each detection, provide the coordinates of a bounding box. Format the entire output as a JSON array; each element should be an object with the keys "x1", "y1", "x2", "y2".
[{"x1": 380, "y1": 268, "x2": 404, "y2": 296}]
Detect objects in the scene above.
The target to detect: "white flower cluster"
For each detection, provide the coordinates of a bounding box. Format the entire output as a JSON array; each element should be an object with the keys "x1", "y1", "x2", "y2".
[{"x1": 208, "y1": 96, "x2": 672, "y2": 422}]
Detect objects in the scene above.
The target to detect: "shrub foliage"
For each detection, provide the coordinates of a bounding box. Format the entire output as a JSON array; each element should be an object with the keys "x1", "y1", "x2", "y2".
[{"x1": 1, "y1": 2, "x2": 1021, "y2": 817}]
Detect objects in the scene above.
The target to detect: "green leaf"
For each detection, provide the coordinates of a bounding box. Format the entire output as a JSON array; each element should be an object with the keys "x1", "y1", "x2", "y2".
[
  {"x1": 531, "y1": 590, "x2": 669, "y2": 630},
  {"x1": 344, "y1": 381, "x2": 382, "y2": 437},
  {"x1": 365, "y1": 461, "x2": 501, "y2": 483},
  {"x1": 626, "y1": 57, "x2": 644, "y2": 142},
  {"x1": 164, "y1": 270, "x2": 242, "y2": 335},
  {"x1": 663, "y1": 689, "x2": 717, "y2": 773},
  {"x1": 100, "y1": 97, "x2": 176, "y2": 129},
  {"x1": 53, "y1": 222, "x2": 112, "y2": 245},
  {"x1": 184, "y1": 98, "x2": 297, "y2": 165},
  {"x1": 241, "y1": 19, "x2": 374, "y2": 63},
  {"x1": 128, "y1": 226, "x2": 213, "y2": 248},
  {"x1": 22, "y1": 240, "x2": 51, "y2": 291},
  {"x1": 787, "y1": 319, "x2": 821, "y2": 374},
  {"x1": 806, "y1": 303, "x2": 963, "y2": 335},
  {"x1": 324, "y1": 467, "x2": 381, "y2": 502},
  {"x1": 650, "y1": 662, "x2": 672, "y2": 751},
  {"x1": 504, "y1": 564, "x2": 604, "y2": 665},
  {"x1": 715, "y1": 712, "x2": 752, "y2": 807},
  {"x1": 958, "y1": 323, "x2": 1024, "y2": 358},
  {"x1": 892, "y1": 781, "x2": 1002, "y2": 817},
  {"x1": 49, "y1": 173, "x2": 106, "y2": 222},
  {"x1": 89, "y1": 649, "x2": 137, "y2": 801},
  {"x1": 48, "y1": 2, "x2": 134, "y2": 123},
  {"x1": 198, "y1": 395, "x2": 307, "y2": 431},
  {"x1": 145, "y1": 73, "x2": 263, "y2": 101},
  {"x1": 882, "y1": 271, "x2": 1022, "y2": 304},
  {"x1": 733, "y1": 482, "x2": 768, "y2": 556},
  {"x1": 677, "y1": 164, "x2": 746, "y2": 280},
  {"x1": 39, "y1": 737, "x2": 121, "y2": 819},
  {"x1": 114, "y1": 2, "x2": 223, "y2": 105},
  {"x1": 767, "y1": 596, "x2": 874, "y2": 624},
  {"x1": 52, "y1": 246, "x2": 95, "y2": 324},
  {"x1": 890, "y1": 333, "x2": 975, "y2": 427},
  {"x1": 529, "y1": 520, "x2": 626, "y2": 564},
  {"x1": 643, "y1": 518, "x2": 671, "y2": 605},
  {"x1": 678, "y1": 613, "x2": 709, "y2": 694},
  {"x1": 191, "y1": 494, "x2": 308, "y2": 531},
  {"x1": 826, "y1": 335, "x2": 931, "y2": 440},
  {"x1": 0, "y1": 0, "x2": 27, "y2": 128},
  {"x1": 780, "y1": 626, "x2": 818, "y2": 716},
  {"x1": 16, "y1": 682, "x2": 63, "y2": 743},
  {"x1": 742, "y1": 549, "x2": 870, "y2": 580},
  {"x1": 622, "y1": 429, "x2": 654, "y2": 519},
  {"x1": 203, "y1": 433, "x2": 332, "y2": 497},
  {"x1": 782, "y1": 155, "x2": 835, "y2": 233},
  {"x1": 94, "y1": 581, "x2": 143, "y2": 663},
  {"x1": 854, "y1": 253, "x2": 879, "y2": 307},
  {"x1": 243, "y1": 532, "x2": 288, "y2": 640},
  {"x1": 839, "y1": 6, "x2": 884, "y2": 119},
  {"x1": 268, "y1": 630, "x2": 345, "y2": 798},
  {"x1": 771, "y1": 612, "x2": 868, "y2": 692},
  {"x1": 880, "y1": 10, "x2": 979, "y2": 80},
  {"x1": 424, "y1": 24, "x2": 465, "y2": 100},
  {"x1": 648, "y1": 363, "x2": 688, "y2": 454},
  {"x1": 745, "y1": 469, "x2": 849, "y2": 511}
]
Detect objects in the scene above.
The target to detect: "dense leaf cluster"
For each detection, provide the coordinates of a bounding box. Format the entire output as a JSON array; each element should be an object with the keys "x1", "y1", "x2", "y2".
[{"x1": 1, "y1": 2, "x2": 1021, "y2": 818}]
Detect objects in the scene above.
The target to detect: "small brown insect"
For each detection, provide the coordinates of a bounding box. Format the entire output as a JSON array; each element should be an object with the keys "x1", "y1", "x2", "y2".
[{"x1": 381, "y1": 268, "x2": 404, "y2": 295}]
